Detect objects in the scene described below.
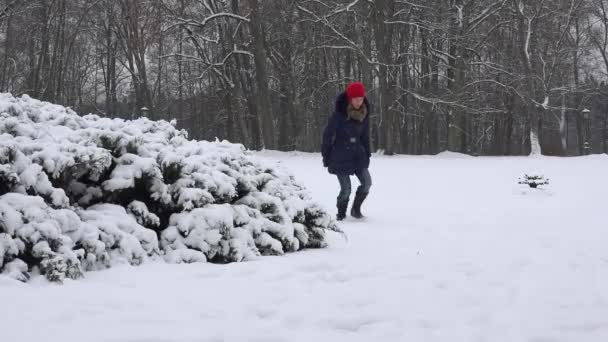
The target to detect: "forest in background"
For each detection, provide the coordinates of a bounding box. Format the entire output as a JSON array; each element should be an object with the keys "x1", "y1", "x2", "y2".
[{"x1": 2, "y1": 0, "x2": 608, "y2": 156}]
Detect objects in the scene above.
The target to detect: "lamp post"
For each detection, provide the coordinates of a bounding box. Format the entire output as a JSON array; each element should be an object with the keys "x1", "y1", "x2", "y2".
[{"x1": 582, "y1": 108, "x2": 591, "y2": 155}]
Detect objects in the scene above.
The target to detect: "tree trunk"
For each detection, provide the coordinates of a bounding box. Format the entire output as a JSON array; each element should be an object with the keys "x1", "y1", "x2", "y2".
[
  {"x1": 602, "y1": 107, "x2": 608, "y2": 153},
  {"x1": 515, "y1": 5, "x2": 542, "y2": 156},
  {"x1": 277, "y1": 36, "x2": 294, "y2": 151},
  {"x1": 248, "y1": 0, "x2": 274, "y2": 150},
  {"x1": 361, "y1": 21, "x2": 374, "y2": 154},
  {"x1": 560, "y1": 94, "x2": 568, "y2": 155},
  {"x1": 33, "y1": 0, "x2": 51, "y2": 98},
  {"x1": 447, "y1": 0, "x2": 465, "y2": 153},
  {"x1": 372, "y1": 0, "x2": 395, "y2": 155},
  {"x1": 156, "y1": 0, "x2": 164, "y2": 120},
  {"x1": 54, "y1": 0, "x2": 67, "y2": 103},
  {"x1": 116, "y1": 0, "x2": 152, "y2": 117},
  {"x1": 528, "y1": 103, "x2": 542, "y2": 156},
  {"x1": 1, "y1": 10, "x2": 12, "y2": 92}
]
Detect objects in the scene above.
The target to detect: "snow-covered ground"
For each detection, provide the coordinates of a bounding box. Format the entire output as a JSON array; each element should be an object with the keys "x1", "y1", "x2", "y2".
[{"x1": 1, "y1": 151, "x2": 607, "y2": 342}]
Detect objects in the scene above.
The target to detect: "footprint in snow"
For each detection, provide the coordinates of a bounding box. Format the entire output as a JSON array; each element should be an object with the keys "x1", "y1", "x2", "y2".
[
  {"x1": 297, "y1": 261, "x2": 338, "y2": 273},
  {"x1": 327, "y1": 315, "x2": 385, "y2": 332}
]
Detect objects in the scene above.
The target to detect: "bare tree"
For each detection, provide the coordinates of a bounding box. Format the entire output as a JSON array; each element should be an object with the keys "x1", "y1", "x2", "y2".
[{"x1": 0, "y1": 0, "x2": 604, "y2": 156}]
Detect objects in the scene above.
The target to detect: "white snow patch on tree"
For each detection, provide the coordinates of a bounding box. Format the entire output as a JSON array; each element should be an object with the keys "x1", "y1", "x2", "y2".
[{"x1": 529, "y1": 131, "x2": 542, "y2": 157}]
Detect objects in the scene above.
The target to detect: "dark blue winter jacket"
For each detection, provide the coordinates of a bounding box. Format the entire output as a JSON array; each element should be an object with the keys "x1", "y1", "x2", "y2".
[{"x1": 322, "y1": 92, "x2": 371, "y2": 175}]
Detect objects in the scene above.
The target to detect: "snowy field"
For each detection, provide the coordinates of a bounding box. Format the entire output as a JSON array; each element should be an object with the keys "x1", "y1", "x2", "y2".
[{"x1": 1, "y1": 151, "x2": 607, "y2": 342}]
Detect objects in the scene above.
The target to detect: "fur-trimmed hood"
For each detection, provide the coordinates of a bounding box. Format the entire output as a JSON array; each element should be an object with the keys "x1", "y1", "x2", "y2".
[{"x1": 334, "y1": 91, "x2": 371, "y2": 117}]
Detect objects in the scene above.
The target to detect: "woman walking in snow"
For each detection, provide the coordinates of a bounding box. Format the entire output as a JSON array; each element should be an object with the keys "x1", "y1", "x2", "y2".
[{"x1": 322, "y1": 82, "x2": 372, "y2": 221}]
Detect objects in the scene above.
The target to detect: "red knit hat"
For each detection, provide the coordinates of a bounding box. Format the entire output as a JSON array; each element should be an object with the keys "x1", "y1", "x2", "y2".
[{"x1": 346, "y1": 82, "x2": 365, "y2": 99}]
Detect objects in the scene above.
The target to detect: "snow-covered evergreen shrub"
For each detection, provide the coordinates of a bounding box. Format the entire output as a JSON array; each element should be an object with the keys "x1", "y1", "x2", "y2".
[
  {"x1": 0, "y1": 93, "x2": 340, "y2": 282},
  {"x1": 0, "y1": 193, "x2": 83, "y2": 282},
  {"x1": 127, "y1": 201, "x2": 161, "y2": 229}
]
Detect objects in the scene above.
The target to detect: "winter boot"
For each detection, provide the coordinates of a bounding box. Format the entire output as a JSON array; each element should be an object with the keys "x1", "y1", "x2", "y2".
[
  {"x1": 350, "y1": 191, "x2": 368, "y2": 219},
  {"x1": 337, "y1": 199, "x2": 348, "y2": 221}
]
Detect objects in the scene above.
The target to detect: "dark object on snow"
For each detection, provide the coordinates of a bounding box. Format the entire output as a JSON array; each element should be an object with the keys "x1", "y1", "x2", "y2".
[
  {"x1": 337, "y1": 199, "x2": 348, "y2": 221},
  {"x1": 518, "y1": 174, "x2": 549, "y2": 188},
  {"x1": 337, "y1": 169, "x2": 371, "y2": 220},
  {"x1": 350, "y1": 191, "x2": 369, "y2": 219}
]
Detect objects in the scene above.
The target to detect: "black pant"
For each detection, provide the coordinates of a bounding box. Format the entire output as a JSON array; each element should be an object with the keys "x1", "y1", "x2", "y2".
[{"x1": 337, "y1": 168, "x2": 372, "y2": 203}]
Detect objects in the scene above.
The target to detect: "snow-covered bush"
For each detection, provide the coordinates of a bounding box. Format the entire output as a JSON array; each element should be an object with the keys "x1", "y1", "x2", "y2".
[
  {"x1": 0, "y1": 193, "x2": 158, "y2": 282},
  {"x1": 0, "y1": 193, "x2": 83, "y2": 282},
  {"x1": 0, "y1": 93, "x2": 341, "y2": 282},
  {"x1": 518, "y1": 173, "x2": 549, "y2": 188}
]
